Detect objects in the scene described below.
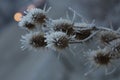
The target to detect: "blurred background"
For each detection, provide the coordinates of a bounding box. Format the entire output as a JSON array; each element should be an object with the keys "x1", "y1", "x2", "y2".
[{"x1": 0, "y1": 0, "x2": 120, "y2": 80}]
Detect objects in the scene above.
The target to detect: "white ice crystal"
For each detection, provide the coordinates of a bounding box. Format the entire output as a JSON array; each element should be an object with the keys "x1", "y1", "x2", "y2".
[
  {"x1": 74, "y1": 22, "x2": 95, "y2": 28},
  {"x1": 52, "y1": 18, "x2": 73, "y2": 25}
]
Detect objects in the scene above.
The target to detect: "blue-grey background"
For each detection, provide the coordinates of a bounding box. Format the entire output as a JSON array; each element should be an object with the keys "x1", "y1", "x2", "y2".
[{"x1": 0, "y1": 0, "x2": 120, "y2": 80}]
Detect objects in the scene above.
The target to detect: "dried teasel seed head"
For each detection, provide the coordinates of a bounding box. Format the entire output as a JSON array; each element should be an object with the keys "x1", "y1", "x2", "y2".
[
  {"x1": 21, "y1": 32, "x2": 47, "y2": 50},
  {"x1": 52, "y1": 19, "x2": 74, "y2": 36},
  {"x1": 19, "y1": 16, "x2": 36, "y2": 30},
  {"x1": 32, "y1": 13, "x2": 47, "y2": 24},
  {"x1": 24, "y1": 22, "x2": 35, "y2": 30},
  {"x1": 27, "y1": 8, "x2": 48, "y2": 24},
  {"x1": 94, "y1": 52, "x2": 111, "y2": 65},
  {"x1": 54, "y1": 36, "x2": 69, "y2": 49},
  {"x1": 106, "y1": 39, "x2": 120, "y2": 59},
  {"x1": 89, "y1": 49, "x2": 111, "y2": 66},
  {"x1": 98, "y1": 31, "x2": 120, "y2": 45},
  {"x1": 110, "y1": 39, "x2": 120, "y2": 53},
  {"x1": 85, "y1": 48, "x2": 117, "y2": 76},
  {"x1": 45, "y1": 31, "x2": 69, "y2": 51},
  {"x1": 74, "y1": 29, "x2": 92, "y2": 40},
  {"x1": 30, "y1": 34, "x2": 47, "y2": 48}
]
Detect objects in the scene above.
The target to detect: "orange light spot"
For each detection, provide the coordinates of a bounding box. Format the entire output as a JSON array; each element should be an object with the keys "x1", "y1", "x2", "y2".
[
  {"x1": 14, "y1": 12, "x2": 23, "y2": 22},
  {"x1": 27, "y1": 4, "x2": 35, "y2": 11}
]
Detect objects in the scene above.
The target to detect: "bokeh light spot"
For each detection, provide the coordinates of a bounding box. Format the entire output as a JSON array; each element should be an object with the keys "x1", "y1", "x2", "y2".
[
  {"x1": 14, "y1": 12, "x2": 23, "y2": 22},
  {"x1": 27, "y1": 4, "x2": 35, "y2": 11}
]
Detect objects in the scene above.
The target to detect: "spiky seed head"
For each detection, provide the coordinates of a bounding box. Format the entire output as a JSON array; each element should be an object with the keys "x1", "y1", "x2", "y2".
[
  {"x1": 75, "y1": 29, "x2": 91, "y2": 40},
  {"x1": 99, "y1": 31, "x2": 119, "y2": 45},
  {"x1": 53, "y1": 19, "x2": 74, "y2": 35},
  {"x1": 109, "y1": 39, "x2": 120, "y2": 52},
  {"x1": 25, "y1": 22, "x2": 35, "y2": 30},
  {"x1": 32, "y1": 13, "x2": 47, "y2": 24},
  {"x1": 89, "y1": 49, "x2": 111, "y2": 66},
  {"x1": 21, "y1": 32, "x2": 47, "y2": 50},
  {"x1": 30, "y1": 34, "x2": 47, "y2": 48},
  {"x1": 54, "y1": 36, "x2": 69, "y2": 49},
  {"x1": 18, "y1": 16, "x2": 36, "y2": 30},
  {"x1": 106, "y1": 39, "x2": 120, "y2": 59},
  {"x1": 45, "y1": 31, "x2": 69, "y2": 51},
  {"x1": 27, "y1": 8, "x2": 48, "y2": 24},
  {"x1": 94, "y1": 53, "x2": 111, "y2": 65}
]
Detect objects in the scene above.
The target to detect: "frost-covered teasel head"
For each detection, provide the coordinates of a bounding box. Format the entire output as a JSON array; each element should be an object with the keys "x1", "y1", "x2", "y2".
[
  {"x1": 106, "y1": 39, "x2": 120, "y2": 59},
  {"x1": 21, "y1": 32, "x2": 47, "y2": 51},
  {"x1": 90, "y1": 49, "x2": 111, "y2": 66},
  {"x1": 26, "y1": 8, "x2": 48, "y2": 25},
  {"x1": 74, "y1": 29, "x2": 92, "y2": 40},
  {"x1": 73, "y1": 25, "x2": 97, "y2": 40},
  {"x1": 18, "y1": 16, "x2": 36, "y2": 30},
  {"x1": 45, "y1": 31, "x2": 69, "y2": 51},
  {"x1": 98, "y1": 31, "x2": 120, "y2": 45},
  {"x1": 109, "y1": 39, "x2": 120, "y2": 52},
  {"x1": 52, "y1": 19, "x2": 74, "y2": 36},
  {"x1": 85, "y1": 48, "x2": 116, "y2": 76}
]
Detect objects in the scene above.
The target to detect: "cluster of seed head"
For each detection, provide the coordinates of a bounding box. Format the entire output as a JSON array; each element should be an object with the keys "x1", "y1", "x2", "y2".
[{"x1": 18, "y1": 7, "x2": 120, "y2": 75}]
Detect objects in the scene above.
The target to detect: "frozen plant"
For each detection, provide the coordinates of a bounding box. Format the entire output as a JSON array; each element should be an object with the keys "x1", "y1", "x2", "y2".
[{"x1": 18, "y1": 6, "x2": 120, "y2": 76}]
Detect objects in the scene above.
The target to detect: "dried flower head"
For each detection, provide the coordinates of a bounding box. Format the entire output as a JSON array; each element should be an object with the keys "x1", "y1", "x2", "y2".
[
  {"x1": 18, "y1": 16, "x2": 36, "y2": 30},
  {"x1": 45, "y1": 31, "x2": 69, "y2": 51},
  {"x1": 52, "y1": 19, "x2": 74, "y2": 35},
  {"x1": 94, "y1": 52, "x2": 111, "y2": 66},
  {"x1": 84, "y1": 48, "x2": 116, "y2": 76},
  {"x1": 74, "y1": 29, "x2": 92, "y2": 40},
  {"x1": 110, "y1": 39, "x2": 120, "y2": 53},
  {"x1": 89, "y1": 49, "x2": 111, "y2": 66},
  {"x1": 21, "y1": 32, "x2": 47, "y2": 51},
  {"x1": 106, "y1": 39, "x2": 120, "y2": 59},
  {"x1": 26, "y1": 8, "x2": 48, "y2": 25},
  {"x1": 98, "y1": 31, "x2": 120, "y2": 45}
]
